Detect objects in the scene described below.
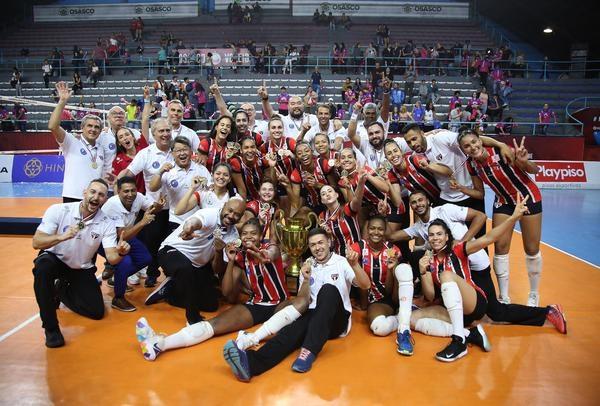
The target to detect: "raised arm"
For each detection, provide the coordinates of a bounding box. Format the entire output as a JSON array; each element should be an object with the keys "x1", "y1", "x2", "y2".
[
  {"x1": 513, "y1": 137, "x2": 538, "y2": 174},
  {"x1": 458, "y1": 207, "x2": 487, "y2": 243},
  {"x1": 210, "y1": 82, "x2": 232, "y2": 118},
  {"x1": 149, "y1": 162, "x2": 173, "y2": 192},
  {"x1": 141, "y1": 86, "x2": 152, "y2": 142},
  {"x1": 349, "y1": 166, "x2": 367, "y2": 213},
  {"x1": 481, "y1": 135, "x2": 514, "y2": 165},
  {"x1": 48, "y1": 81, "x2": 70, "y2": 143},
  {"x1": 257, "y1": 85, "x2": 275, "y2": 118},
  {"x1": 174, "y1": 176, "x2": 203, "y2": 215},
  {"x1": 348, "y1": 102, "x2": 362, "y2": 148},
  {"x1": 451, "y1": 174, "x2": 484, "y2": 200},
  {"x1": 380, "y1": 78, "x2": 391, "y2": 123}
]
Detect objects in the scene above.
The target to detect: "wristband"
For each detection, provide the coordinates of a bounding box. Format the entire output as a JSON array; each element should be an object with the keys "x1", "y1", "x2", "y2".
[
  {"x1": 144, "y1": 98, "x2": 150, "y2": 103},
  {"x1": 262, "y1": 97, "x2": 269, "y2": 101},
  {"x1": 350, "y1": 113, "x2": 358, "y2": 121},
  {"x1": 383, "y1": 90, "x2": 390, "y2": 94}
]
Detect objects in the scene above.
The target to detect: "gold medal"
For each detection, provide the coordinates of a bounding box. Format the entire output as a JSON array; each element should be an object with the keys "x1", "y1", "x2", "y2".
[
  {"x1": 77, "y1": 221, "x2": 85, "y2": 230},
  {"x1": 233, "y1": 238, "x2": 242, "y2": 248},
  {"x1": 91, "y1": 162, "x2": 98, "y2": 169},
  {"x1": 277, "y1": 149, "x2": 286, "y2": 157}
]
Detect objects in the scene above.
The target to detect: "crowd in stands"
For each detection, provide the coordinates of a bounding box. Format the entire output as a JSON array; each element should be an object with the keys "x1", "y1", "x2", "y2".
[{"x1": 227, "y1": 1, "x2": 263, "y2": 24}]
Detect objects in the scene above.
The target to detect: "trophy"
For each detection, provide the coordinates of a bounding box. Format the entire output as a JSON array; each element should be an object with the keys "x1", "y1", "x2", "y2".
[{"x1": 274, "y1": 210, "x2": 318, "y2": 294}]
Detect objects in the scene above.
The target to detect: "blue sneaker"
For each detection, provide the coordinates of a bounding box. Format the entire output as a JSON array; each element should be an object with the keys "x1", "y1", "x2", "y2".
[
  {"x1": 223, "y1": 339, "x2": 251, "y2": 382},
  {"x1": 144, "y1": 277, "x2": 172, "y2": 305},
  {"x1": 291, "y1": 347, "x2": 316, "y2": 373},
  {"x1": 396, "y1": 330, "x2": 414, "y2": 356}
]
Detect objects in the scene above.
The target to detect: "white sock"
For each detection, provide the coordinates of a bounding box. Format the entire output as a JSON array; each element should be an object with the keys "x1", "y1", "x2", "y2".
[
  {"x1": 441, "y1": 281, "x2": 465, "y2": 340},
  {"x1": 394, "y1": 264, "x2": 414, "y2": 333},
  {"x1": 414, "y1": 318, "x2": 469, "y2": 337},
  {"x1": 525, "y1": 252, "x2": 542, "y2": 293},
  {"x1": 493, "y1": 254, "x2": 510, "y2": 299},
  {"x1": 370, "y1": 315, "x2": 399, "y2": 336},
  {"x1": 252, "y1": 305, "x2": 302, "y2": 343},
  {"x1": 162, "y1": 321, "x2": 215, "y2": 350}
]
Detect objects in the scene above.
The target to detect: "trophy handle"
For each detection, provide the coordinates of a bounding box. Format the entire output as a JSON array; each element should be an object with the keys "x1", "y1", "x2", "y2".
[
  {"x1": 274, "y1": 209, "x2": 285, "y2": 243},
  {"x1": 305, "y1": 211, "x2": 319, "y2": 230}
]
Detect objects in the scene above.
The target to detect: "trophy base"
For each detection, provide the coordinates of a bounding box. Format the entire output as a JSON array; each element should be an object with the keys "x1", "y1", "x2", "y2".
[{"x1": 286, "y1": 274, "x2": 299, "y2": 295}]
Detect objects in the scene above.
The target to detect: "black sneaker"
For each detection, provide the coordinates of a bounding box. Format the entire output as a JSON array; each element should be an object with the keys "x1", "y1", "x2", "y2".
[
  {"x1": 102, "y1": 263, "x2": 115, "y2": 280},
  {"x1": 111, "y1": 296, "x2": 137, "y2": 312},
  {"x1": 107, "y1": 277, "x2": 133, "y2": 292},
  {"x1": 45, "y1": 328, "x2": 65, "y2": 348},
  {"x1": 144, "y1": 275, "x2": 158, "y2": 288},
  {"x1": 436, "y1": 335, "x2": 468, "y2": 362},
  {"x1": 466, "y1": 324, "x2": 492, "y2": 352},
  {"x1": 145, "y1": 277, "x2": 173, "y2": 305}
]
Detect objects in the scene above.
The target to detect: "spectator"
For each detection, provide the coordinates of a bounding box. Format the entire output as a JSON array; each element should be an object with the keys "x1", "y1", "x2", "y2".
[
  {"x1": 134, "y1": 17, "x2": 144, "y2": 41},
  {"x1": 344, "y1": 85, "x2": 357, "y2": 111},
  {"x1": 479, "y1": 87, "x2": 489, "y2": 114},
  {"x1": 449, "y1": 102, "x2": 462, "y2": 132},
  {"x1": 10, "y1": 67, "x2": 23, "y2": 97},
  {"x1": 412, "y1": 100, "x2": 425, "y2": 124},
  {"x1": 390, "y1": 105, "x2": 401, "y2": 133},
  {"x1": 403, "y1": 65, "x2": 416, "y2": 104},
  {"x1": 427, "y1": 78, "x2": 440, "y2": 105},
  {"x1": 423, "y1": 101, "x2": 436, "y2": 132},
  {"x1": 538, "y1": 103, "x2": 557, "y2": 135},
  {"x1": 194, "y1": 81, "x2": 207, "y2": 118},
  {"x1": 71, "y1": 72, "x2": 83, "y2": 95},
  {"x1": 89, "y1": 61, "x2": 100, "y2": 88},
  {"x1": 157, "y1": 47, "x2": 167, "y2": 74},
  {"x1": 42, "y1": 59, "x2": 53, "y2": 89},
  {"x1": 276, "y1": 86, "x2": 290, "y2": 116},
  {"x1": 311, "y1": 67, "x2": 322, "y2": 101},
  {"x1": 486, "y1": 94, "x2": 502, "y2": 122},
  {"x1": 448, "y1": 90, "x2": 461, "y2": 113},
  {"x1": 365, "y1": 43, "x2": 377, "y2": 73},
  {"x1": 125, "y1": 99, "x2": 139, "y2": 128},
  {"x1": 398, "y1": 104, "x2": 413, "y2": 124},
  {"x1": 60, "y1": 107, "x2": 74, "y2": 132},
  {"x1": 418, "y1": 80, "x2": 428, "y2": 103},
  {"x1": 13, "y1": 103, "x2": 27, "y2": 132},
  {"x1": 72, "y1": 45, "x2": 84, "y2": 75},
  {"x1": 0, "y1": 105, "x2": 15, "y2": 131},
  {"x1": 319, "y1": 11, "x2": 328, "y2": 25},
  {"x1": 351, "y1": 42, "x2": 362, "y2": 74},
  {"x1": 467, "y1": 91, "x2": 481, "y2": 110},
  {"x1": 92, "y1": 43, "x2": 106, "y2": 76},
  {"x1": 336, "y1": 103, "x2": 347, "y2": 120},
  {"x1": 312, "y1": 8, "x2": 320, "y2": 24},
  {"x1": 495, "y1": 117, "x2": 516, "y2": 135},
  {"x1": 227, "y1": 2, "x2": 234, "y2": 24},
  {"x1": 50, "y1": 47, "x2": 64, "y2": 77},
  {"x1": 328, "y1": 12, "x2": 336, "y2": 31},
  {"x1": 498, "y1": 80, "x2": 513, "y2": 108},
  {"x1": 340, "y1": 13, "x2": 352, "y2": 30},
  {"x1": 182, "y1": 95, "x2": 196, "y2": 130},
  {"x1": 205, "y1": 52, "x2": 216, "y2": 81},
  {"x1": 512, "y1": 52, "x2": 526, "y2": 78}
]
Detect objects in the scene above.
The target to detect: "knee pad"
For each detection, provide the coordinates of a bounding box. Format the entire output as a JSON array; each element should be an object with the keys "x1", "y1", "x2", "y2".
[
  {"x1": 370, "y1": 315, "x2": 395, "y2": 337},
  {"x1": 493, "y1": 254, "x2": 510, "y2": 278}
]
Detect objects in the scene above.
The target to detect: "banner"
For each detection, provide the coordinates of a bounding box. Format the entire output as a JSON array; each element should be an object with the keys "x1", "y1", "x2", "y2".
[
  {"x1": 535, "y1": 161, "x2": 600, "y2": 189},
  {"x1": 292, "y1": 1, "x2": 470, "y2": 18},
  {"x1": 0, "y1": 155, "x2": 13, "y2": 183},
  {"x1": 10, "y1": 155, "x2": 65, "y2": 183},
  {"x1": 215, "y1": 0, "x2": 290, "y2": 10},
  {"x1": 34, "y1": 2, "x2": 198, "y2": 22},
  {"x1": 177, "y1": 48, "x2": 251, "y2": 67}
]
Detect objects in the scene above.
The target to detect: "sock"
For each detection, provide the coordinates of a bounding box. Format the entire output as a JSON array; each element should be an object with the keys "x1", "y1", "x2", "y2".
[
  {"x1": 525, "y1": 252, "x2": 542, "y2": 293},
  {"x1": 162, "y1": 321, "x2": 215, "y2": 350},
  {"x1": 441, "y1": 281, "x2": 465, "y2": 341},
  {"x1": 252, "y1": 305, "x2": 301, "y2": 343},
  {"x1": 493, "y1": 254, "x2": 510, "y2": 299},
  {"x1": 370, "y1": 315, "x2": 399, "y2": 336},
  {"x1": 414, "y1": 318, "x2": 469, "y2": 337},
  {"x1": 394, "y1": 264, "x2": 414, "y2": 333}
]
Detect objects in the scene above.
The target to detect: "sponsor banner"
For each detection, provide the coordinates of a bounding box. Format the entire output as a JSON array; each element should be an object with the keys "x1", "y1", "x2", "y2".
[
  {"x1": 34, "y1": 2, "x2": 198, "y2": 22},
  {"x1": 215, "y1": 0, "x2": 290, "y2": 10},
  {"x1": 177, "y1": 48, "x2": 251, "y2": 67},
  {"x1": 535, "y1": 161, "x2": 600, "y2": 189},
  {"x1": 0, "y1": 155, "x2": 13, "y2": 183},
  {"x1": 293, "y1": 1, "x2": 470, "y2": 18},
  {"x1": 10, "y1": 155, "x2": 65, "y2": 183}
]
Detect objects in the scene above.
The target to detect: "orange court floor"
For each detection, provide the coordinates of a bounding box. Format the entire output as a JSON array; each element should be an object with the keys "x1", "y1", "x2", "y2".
[{"x1": 0, "y1": 198, "x2": 599, "y2": 405}]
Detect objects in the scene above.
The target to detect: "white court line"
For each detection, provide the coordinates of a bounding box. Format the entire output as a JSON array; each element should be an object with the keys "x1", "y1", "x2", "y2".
[
  {"x1": 512, "y1": 228, "x2": 600, "y2": 270},
  {"x1": 0, "y1": 313, "x2": 39, "y2": 343}
]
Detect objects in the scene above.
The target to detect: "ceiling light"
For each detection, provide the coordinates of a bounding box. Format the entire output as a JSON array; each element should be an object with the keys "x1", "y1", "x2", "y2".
[{"x1": 543, "y1": 27, "x2": 553, "y2": 34}]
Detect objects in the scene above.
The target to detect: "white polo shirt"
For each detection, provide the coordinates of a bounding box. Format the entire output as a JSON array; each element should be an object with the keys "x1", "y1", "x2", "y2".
[
  {"x1": 160, "y1": 161, "x2": 212, "y2": 224},
  {"x1": 196, "y1": 190, "x2": 234, "y2": 209},
  {"x1": 59, "y1": 132, "x2": 105, "y2": 199},
  {"x1": 281, "y1": 113, "x2": 318, "y2": 140},
  {"x1": 160, "y1": 207, "x2": 239, "y2": 267},
  {"x1": 422, "y1": 130, "x2": 472, "y2": 202},
  {"x1": 37, "y1": 202, "x2": 117, "y2": 269},
  {"x1": 404, "y1": 204, "x2": 490, "y2": 271},
  {"x1": 127, "y1": 143, "x2": 174, "y2": 201},
  {"x1": 304, "y1": 121, "x2": 348, "y2": 148},
  {"x1": 102, "y1": 193, "x2": 154, "y2": 228},
  {"x1": 299, "y1": 253, "x2": 356, "y2": 337},
  {"x1": 357, "y1": 134, "x2": 410, "y2": 170},
  {"x1": 251, "y1": 119, "x2": 269, "y2": 142},
  {"x1": 356, "y1": 116, "x2": 389, "y2": 138}
]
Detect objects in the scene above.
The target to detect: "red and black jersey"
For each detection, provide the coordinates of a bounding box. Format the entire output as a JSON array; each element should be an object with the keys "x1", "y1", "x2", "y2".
[
  {"x1": 260, "y1": 137, "x2": 297, "y2": 176},
  {"x1": 246, "y1": 200, "x2": 276, "y2": 240},
  {"x1": 235, "y1": 242, "x2": 289, "y2": 305},
  {"x1": 338, "y1": 166, "x2": 405, "y2": 214},
  {"x1": 232, "y1": 130, "x2": 264, "y2": 149},
  {"x1": 351, "y1": 240, "x2": 402, "y2": 303},
  {"x1": 319, "y1": 203, "x2": 361, "y2": 256},
  {"x1": 429, "y1": 242, "x2": 486, "y2": 299},
  {"x1": 289, "y1": 157, "x2": 333, "y2": 207},
  {"x1": 387, "y1": 153, "x2": 440, "y2": 202},
  {"x1": 198, "y1": 137, "x2": 227, "y2": 173},
  {"x1": 467, "y1": 146, "x2": 542, "y2": 205},
  {"x1": 229, "y1": 156, "x2": 270, "y2": 200}
]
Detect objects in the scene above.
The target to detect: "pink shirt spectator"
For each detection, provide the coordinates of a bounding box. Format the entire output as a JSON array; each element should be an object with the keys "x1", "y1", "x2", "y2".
[
  {"x1": 276, "y1": 92, "x2": 290, "y2": 111},
  {"x1": 539, "y1": 108, "x2": 557, "y2": 123}
]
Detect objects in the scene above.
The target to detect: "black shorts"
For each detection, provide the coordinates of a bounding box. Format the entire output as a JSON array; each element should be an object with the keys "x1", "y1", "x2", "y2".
[
  {"x1": 369, "y1": 295, "x2": 398, "y2": 311},
  {"x1": 243, "y1": 303, "x2": 277, "y2": 324},
  {"x1": 463, "y1": 290, "x2": 488, "y2": 326},
  {"x1": 493, "y1": 198, "x2": 542, "y2": 216}
]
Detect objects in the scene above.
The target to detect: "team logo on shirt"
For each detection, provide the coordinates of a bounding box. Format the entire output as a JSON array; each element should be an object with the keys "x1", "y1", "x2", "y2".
[
  {"x1": 80, "y1": 148, "x2": 87, "y2": 155},
  {"x1": 436, "y1": 154, "x2": 443, "y2": 161},
  {"x1": 152, "y1": 161, "x2": 160, "y2": 169},
  {"x1": 170, "y1": 180, "x2": 178, "y2": 188},
  {"x1": 109, "y1": 143, "x2": 116, "y2": 150},
  {"x1": 91, "y1": 232, "x2": 99, "y2": 239},
  {"x1": 331, "y1": 273, "x2": 339, "y2": 281},
  {"x1": 309, "y1": 276, "x2": 315, "y2": 285},
  {"x1": 289, "y1": 124, "x2": 294, "y2": 129}
]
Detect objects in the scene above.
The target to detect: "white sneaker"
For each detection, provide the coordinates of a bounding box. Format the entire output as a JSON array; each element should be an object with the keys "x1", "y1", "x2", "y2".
[
  {"x1": 128, "y1": 274, "x2": 140, "y2": 285},
  {"x1": 527, "y1": 292, "x2": 540, "y2": 307},
  {"x1": 138, "y1": 267, "x2": 148, "y2": 278},
  {"x1": 136, "y1": 317, "x2": 156, "y2": 343},
  {"x1": 140, "y1": 334, "x2": 165, "y2": 361},
  {"x1": 236, "y1": 330, "x2": 259, "y2": 351},
  {"x1": 498, "y1": 296, "x2": 511, "y2": 305}
]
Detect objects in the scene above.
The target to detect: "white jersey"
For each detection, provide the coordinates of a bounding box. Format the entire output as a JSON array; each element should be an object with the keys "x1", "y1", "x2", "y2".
[
  {"x1": 423, "y1": 130, "x2": 472, "y2": 202},
  {"x1": 195, "y1": 190, "x2": 235, "y2": 209},
  {"x1": 160, "y1": 162, "x2": 212, "y2": 224},
  {"x1": 58, "y1": 132, "x2": 105, "y2": 200},
  {"x1": 160, "y1": 207, "x2": 239, "y2": 267},
  {"x1": 37, "y1": 202, "x2": 117, "y2": 269},
  {"x1": 404, "y1": 204, "x2": 490, "y2": 271},
  {"x1": 101, "y1": 193, "x2": 154, "y2": 228},
  {"x1": 127, "y1": 143, "x2": 174, "y2": 202},
  {"x1": 281, "y1": 113, "x2": 318, "y2": 140},
  {"x1": 251, "y1": 119, "x2": 269, "y2": 142},
  {"x1": 299, "y1": 253, "x2": 356, "y2": 336}
]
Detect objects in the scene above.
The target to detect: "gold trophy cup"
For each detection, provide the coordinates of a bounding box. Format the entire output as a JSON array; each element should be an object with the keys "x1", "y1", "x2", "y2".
[{"x1": 274, "y1": 210, "x2": 318, "y2": 294}]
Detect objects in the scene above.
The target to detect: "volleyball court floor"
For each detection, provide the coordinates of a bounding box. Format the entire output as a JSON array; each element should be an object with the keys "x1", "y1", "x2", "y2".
[{"x1": 0, "y1": 184, "x2": 598, "y2": 405}]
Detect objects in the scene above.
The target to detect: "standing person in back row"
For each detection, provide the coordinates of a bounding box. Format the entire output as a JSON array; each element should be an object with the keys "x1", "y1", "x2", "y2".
[{"x1": 32, "y1": 179, "x2": 131, "y2": 348}]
